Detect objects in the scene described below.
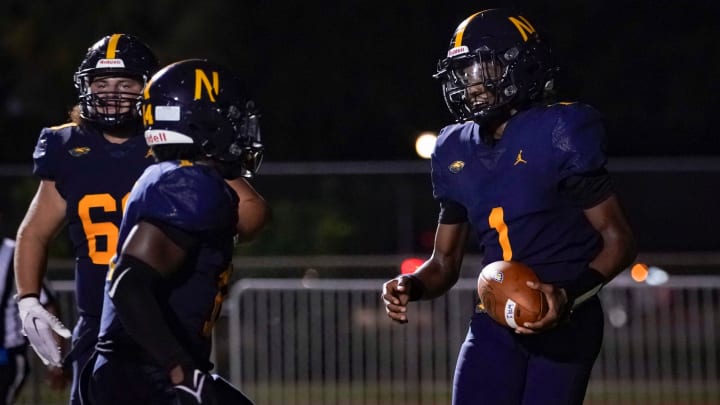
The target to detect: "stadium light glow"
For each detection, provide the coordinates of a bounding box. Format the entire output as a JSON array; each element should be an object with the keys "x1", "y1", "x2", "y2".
[
  {"x1": 400, "y1": 257, "x2": 424, "y2": 274},
  {"x1": 630, "y1": 263, "x2": 649, "y2": 282},
  {"x1": 645, "y1": 266, "x2": 669, "y2": 286},
  {"x1": 415, "y1": 132, "x2": 437, "y2": 159}
]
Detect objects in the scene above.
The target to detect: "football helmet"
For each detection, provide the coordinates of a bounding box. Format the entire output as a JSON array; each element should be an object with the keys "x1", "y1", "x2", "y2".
[
  {"x1": 74, "y1": 34, "x2": 159, "y2": 132},
  {"x1": 434, "y1": 8, "x2": 556, "y2": 124},
  {"x1": 141, "y1": 59, "x2": 263, "y2": 178}
]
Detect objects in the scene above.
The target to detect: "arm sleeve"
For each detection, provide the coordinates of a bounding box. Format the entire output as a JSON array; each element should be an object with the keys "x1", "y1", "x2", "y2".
[
  {"x1": 553, "y1": 104, "x2": 609, "y2": 180},
  {"x1": 558, "y1": 169, "x2": 615, "y2": 209},
  {"x1": 430, "y1": 126, "x2": 454, "y2": 203},
  {"x1": 139, "y1": 169, "x2": 237, "y2": 232},
  {"x1": 438, "y1": 200, "x2": 468, "y2": 224},
  {"x1": 552, "y1": 104, "x2": 614, "y2": 208},
  {"x1": 32, "y1": 128, "x2": 60, "y2": 180},
  {"x1": 108, "y1": 254, "x2": 194, "y2": 370}
]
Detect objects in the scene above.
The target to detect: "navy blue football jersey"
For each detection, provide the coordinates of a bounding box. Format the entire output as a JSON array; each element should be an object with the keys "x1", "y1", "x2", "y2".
[
  {"x1": 431, "y1": 103, "x2": 607, "y2": 284},
  {"x1": 32, "y1": 123, "x2": 153, "y2": 316},
  {"x1": 98, "y1": 160, "x2": 238, "y2": 370}
]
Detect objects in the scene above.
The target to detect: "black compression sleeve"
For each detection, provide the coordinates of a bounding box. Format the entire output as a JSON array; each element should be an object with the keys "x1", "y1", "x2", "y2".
[
  {"x1": 438, "y1": 200, "x2": 468, "y2": 224},
  {"x1": 559, "y1": 169, "x2": 614, "y2": 209},
  {"x1": 109, "y1": 254, "x2": 194, "y2": 370}
]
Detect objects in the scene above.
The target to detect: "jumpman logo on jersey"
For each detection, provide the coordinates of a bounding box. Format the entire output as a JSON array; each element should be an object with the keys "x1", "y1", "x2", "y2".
[{"x1": 513, "y1": 150, "x2": 527, "y2": 165}]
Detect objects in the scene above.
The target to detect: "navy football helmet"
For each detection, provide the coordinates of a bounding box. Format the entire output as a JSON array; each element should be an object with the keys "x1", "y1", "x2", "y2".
[
  {"x1": 74, "y1": 34, "x2": 159, "y2": 133},
  {"x1": 434, "y1": 9, "x2": 556, "y2": 124},
  {"x1": 141, "y1": 59, "x2": 263, "y2": 178}
]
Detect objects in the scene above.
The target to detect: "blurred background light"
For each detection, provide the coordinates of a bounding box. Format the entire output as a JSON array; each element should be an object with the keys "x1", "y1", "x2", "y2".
[{"x1": 415, "y1": 132, "x2": 437, "y2": 159}]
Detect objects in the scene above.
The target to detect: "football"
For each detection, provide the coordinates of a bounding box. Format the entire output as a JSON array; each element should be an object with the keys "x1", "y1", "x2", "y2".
[{"x1": 477, "y1": 260, "x2": 548, "y2": 328}]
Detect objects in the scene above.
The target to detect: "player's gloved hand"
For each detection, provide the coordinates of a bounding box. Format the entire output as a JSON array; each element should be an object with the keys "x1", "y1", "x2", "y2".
[
  {"x1": 213, "y1": 159, "x2": 248, "y2": 180},
  {"x1": 17, "y1": 296, "x2": 71, "y2": 367},
  {"x1": 212, "y1": 142, "x2": 264, "y2": 180},
  {"x1": 172, "y1": 366, "x2": 218, "y2": 405}
]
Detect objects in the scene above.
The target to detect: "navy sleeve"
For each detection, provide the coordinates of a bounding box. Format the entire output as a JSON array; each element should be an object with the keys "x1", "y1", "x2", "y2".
[
  {"x1": 138, "y1": 169, "x2": 238, "y2": 232},
  {"x1": 32, "y1": 128, "x2": 60, "y2": 180},
  {"x1": 431, "y1": 126, "x2": 454, "y2": 202},
  {"x1": 551, "y1": 103, "x2": 609, "y2": 180}
]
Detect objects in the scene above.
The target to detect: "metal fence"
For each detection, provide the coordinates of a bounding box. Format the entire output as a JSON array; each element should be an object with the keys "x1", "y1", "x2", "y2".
[
  {"x1": 222, "y1": 276, "x2": 720, "y2": 405},
  {"x1": 14, "y1": 275, "x2": 720, "y2": 405}
]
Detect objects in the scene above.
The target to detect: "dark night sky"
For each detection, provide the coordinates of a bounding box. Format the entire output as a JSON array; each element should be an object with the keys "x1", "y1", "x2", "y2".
[{"x1": 1, "y1": 0, "x2": 718, "y2": 163}]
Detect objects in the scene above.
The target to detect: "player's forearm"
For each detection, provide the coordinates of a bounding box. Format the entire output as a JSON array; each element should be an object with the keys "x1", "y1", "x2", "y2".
[
  {"x1": 225, "y1": 178, "x2": 269, "y2": 241},
  {"x1": 236, "y1": 198, "x2": 270, "y2": 242},
  {"x1": 14, "y1": 231, "x2": 51, "y2": 297},
  {"x1": 414, "y1": 255, "x2": 463, "y2": 300},
  {"x1": 14, "y1": 181, "x2": 66, "y2": 296},
  {"x1": 589, "y1": 227, "x2": 637, "y2": 281},
  {"x1": 110, "y1": 255, "x2": 193, "y2": 370}
]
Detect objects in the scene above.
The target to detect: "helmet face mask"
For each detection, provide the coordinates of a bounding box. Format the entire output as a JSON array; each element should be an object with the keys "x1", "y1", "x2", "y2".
[
  {"x1": 142, "y1": 59, "x2": 264, "y2": 178},
  {"x1": 78, "y1": 75, "x2": 144, "y2": 131},
  {"x1": 435, "y1": 9, "x2": 556, "y2": 125},
  {"x1": 74, "y1": 34, "x2": 159, "y2": 134},
  {"x1": 440, "y1": 49, "x2": 513, "y2": 123}
]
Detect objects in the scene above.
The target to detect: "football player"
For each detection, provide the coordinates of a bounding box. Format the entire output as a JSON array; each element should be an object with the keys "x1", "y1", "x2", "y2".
[
  {"x1": 14, "y1": 34, "x2": 159, "y2": 405},
  {"x1": 86, "y1": 59, "x2": 264, "y2": 405},
  {"x1": 381, "y1": 8, "x2": 637, "y2": 405}
]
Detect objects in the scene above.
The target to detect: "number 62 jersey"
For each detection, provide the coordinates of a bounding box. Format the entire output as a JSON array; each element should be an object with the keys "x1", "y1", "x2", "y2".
[{"x1": 32, "y1": 122, "x2": 153, "y2": 318}]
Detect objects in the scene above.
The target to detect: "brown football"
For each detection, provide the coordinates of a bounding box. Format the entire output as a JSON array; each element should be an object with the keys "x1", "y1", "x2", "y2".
[{"x1": 477, "y1": 260, "x2": 548, "y2": 328}]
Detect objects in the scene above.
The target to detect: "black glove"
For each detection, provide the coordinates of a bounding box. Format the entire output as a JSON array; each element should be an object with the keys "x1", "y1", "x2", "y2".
[
  {"x1": 214, "y1": 159, "x2": 248, "y2": 180},
  {"x1": 173, "y1": 368, "x2": 218, "y2": 405}
]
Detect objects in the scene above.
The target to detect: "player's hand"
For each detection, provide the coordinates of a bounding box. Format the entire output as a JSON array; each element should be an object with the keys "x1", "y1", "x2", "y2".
[
  {"x1": 514, "y1": 281, "x2": 570, "y2": 334},
  {"x1": 381, "y1": 276, "x2": 413, "y2": 324},
  {"x1": 213, "y1": 159, "x2": 248, "y2": 180},
  {"x1": 211, "y1": 142, "x2": 264, "y2": 180},
  {"x1": 172, "y1": 365, "x2": 218, "y2": 405},
  {"x1": 17, "y1": 296, "x2": 71, "y2": 367}
]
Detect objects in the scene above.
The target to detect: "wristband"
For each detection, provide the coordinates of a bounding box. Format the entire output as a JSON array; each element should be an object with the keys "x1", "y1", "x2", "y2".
[
  {"x1": 15, "y1": 293, "x2": 40, "y2": 302},
  {"x1": 405, "y1": 274, "x2": 426, "y2": 302},
  {"x1": 564, "y1": 267, "x2": 606, "y2": 308}
]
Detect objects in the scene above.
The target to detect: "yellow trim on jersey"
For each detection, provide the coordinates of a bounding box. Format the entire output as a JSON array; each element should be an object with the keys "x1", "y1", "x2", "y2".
[
  {"x1": 453, "y1": 10, "x2": 485, "y2": 47},
  {"x1": 106, "y1": 34, "x2": 122, "y2": 59},
  {"x1": 48, "y1": 122, "x2": 78, "y2": 131}
]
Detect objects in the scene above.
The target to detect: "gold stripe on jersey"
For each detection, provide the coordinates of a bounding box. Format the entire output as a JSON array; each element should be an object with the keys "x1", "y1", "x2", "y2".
[{"x1": 48, "y1": 122, "x2": 78, "y2": 131}]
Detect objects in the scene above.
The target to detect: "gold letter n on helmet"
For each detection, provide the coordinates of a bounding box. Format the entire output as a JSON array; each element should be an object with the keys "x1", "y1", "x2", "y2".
[
  {"x1": 194, "y1": 69, "x2": 219, "y2": 102},
  {"x1": 508, "y1": 16, "x2": 536, "y2": 41}
]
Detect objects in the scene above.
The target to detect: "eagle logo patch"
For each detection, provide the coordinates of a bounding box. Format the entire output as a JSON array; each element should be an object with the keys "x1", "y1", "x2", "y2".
[
  {"x1": 68, "y1": 147, "x2": 90, "y2": 157},
  {"x1": 449, "y1": 161, "x2": 465, "y2": 173}
]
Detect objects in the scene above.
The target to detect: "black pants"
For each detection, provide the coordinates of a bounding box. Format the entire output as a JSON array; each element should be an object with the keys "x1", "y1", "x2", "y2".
[{"x1": 88, "y1": 353, "x2": 177, "y2": 405}]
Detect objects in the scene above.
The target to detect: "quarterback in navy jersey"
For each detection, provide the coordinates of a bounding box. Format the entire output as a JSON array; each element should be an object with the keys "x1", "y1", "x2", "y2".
[
  {"x1": 382, "y1": 9, "x2": 636, "y2": 405},
  {"x1": 14, "y1": 34, "x2": 159, "y2": 404},
  {"x1": 87, "y1": 59, "x2": 266, "y2": 405}
]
